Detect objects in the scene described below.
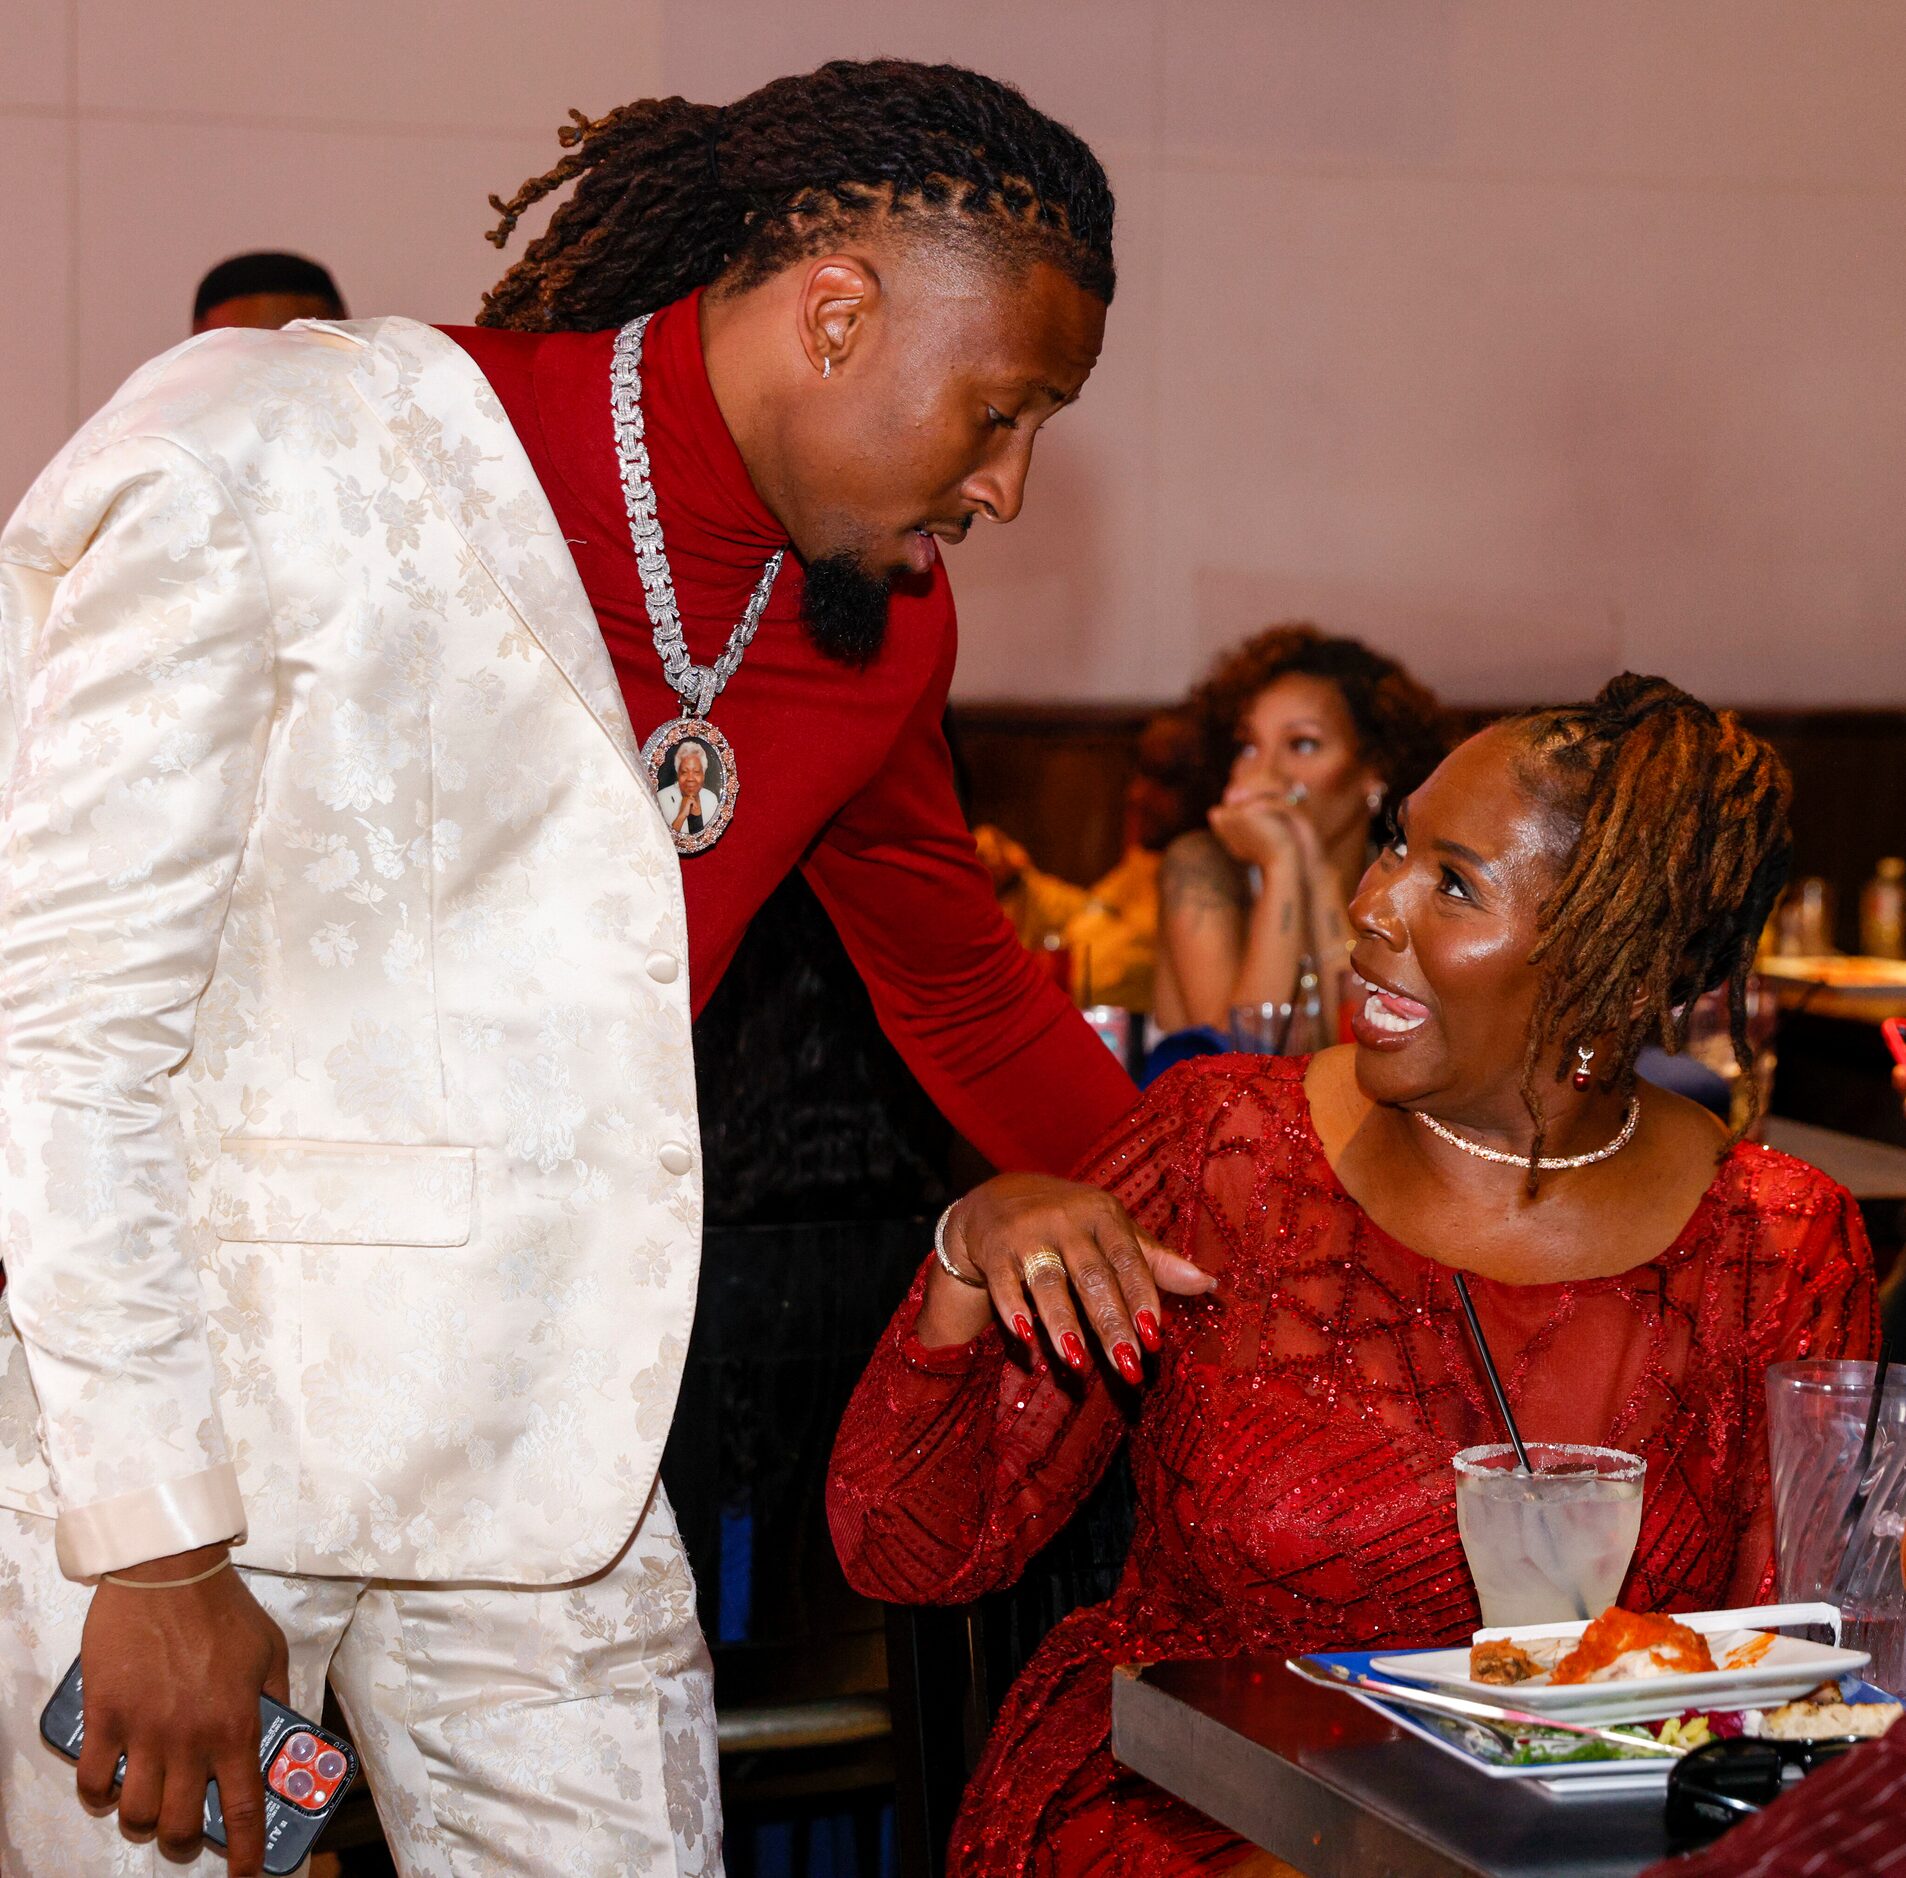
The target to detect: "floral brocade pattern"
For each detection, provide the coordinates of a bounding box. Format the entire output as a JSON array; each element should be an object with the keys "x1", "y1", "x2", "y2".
[
  {"x1": 828, "y1": 1057, "x2": 1879, "y2": 1878},
  {"x1": 0, "y1": 317, "x2": 702, "y2": 1582}
]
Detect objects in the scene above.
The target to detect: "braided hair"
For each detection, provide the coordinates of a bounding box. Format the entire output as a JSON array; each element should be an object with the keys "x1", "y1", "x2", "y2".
[
  {"x1": 478, "y1": 60, "x2": 1115, "y2": 333},
  {"x1": 1508, "y1": 674, "x2": 1792, "y2": 1175}
]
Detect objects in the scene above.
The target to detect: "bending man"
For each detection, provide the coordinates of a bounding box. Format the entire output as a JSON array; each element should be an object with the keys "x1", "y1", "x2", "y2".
[{"x1": 0, "y1": 59, "x2": 1147, "y2": 1877}]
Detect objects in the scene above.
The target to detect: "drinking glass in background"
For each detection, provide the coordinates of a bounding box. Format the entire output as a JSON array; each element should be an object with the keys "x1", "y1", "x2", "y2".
[
  {"x1": 1767, "y1": 1360, "x2": 1906, "y2": 1691},
  {"x1": 1681, "y1": 974, "x2": 1777, "y2": 1137},
  {"x1": 1229, "y1": 1001, "x2": 1294, "y2": 1054},
  {"x1": 1081, "y1": 1003, "x2": 1140, "y2": 1076},
  {"x1": 1768, "y1": 876, "x2": 1837, "y2": 956},
  {"x1": 1454, "y1": 1443, "x2": 1647, "y2": 1627},
  {"x1": 1229, "y1": 963, "x2": 1334, "y2": 1057},
  {"x1": 1860, "y1": 856, "x2": 1906, "y2": 960}
]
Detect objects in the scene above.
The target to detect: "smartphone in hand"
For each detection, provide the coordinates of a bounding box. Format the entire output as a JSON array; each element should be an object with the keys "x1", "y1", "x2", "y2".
[{"x1": 40, "y1": 1654, "x2": 358, "y2": 1875}]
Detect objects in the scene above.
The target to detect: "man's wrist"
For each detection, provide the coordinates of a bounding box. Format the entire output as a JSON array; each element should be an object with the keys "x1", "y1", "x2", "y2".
[{"x1": 100, "y1": 1541, "x2": 231, "y2": 1587}]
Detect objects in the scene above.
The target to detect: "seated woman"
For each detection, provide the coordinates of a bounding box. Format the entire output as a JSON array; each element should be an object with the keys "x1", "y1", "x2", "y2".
[
  {"x1": 1152, "y1": 625, "x2": 1452, "y2": 1044},
  {"x1": 828, "y1": 676, "x2": 1879, "y2": 1878}
]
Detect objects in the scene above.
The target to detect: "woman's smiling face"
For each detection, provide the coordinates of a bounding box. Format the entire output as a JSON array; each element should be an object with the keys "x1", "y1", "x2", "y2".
[{"x1": 1345, "y1": 724, "x2": 1577, "y2": 1117}]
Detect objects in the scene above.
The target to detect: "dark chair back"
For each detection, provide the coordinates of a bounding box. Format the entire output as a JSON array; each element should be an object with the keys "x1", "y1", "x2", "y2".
[{"x1": 883, "y1": 1454, "x2": 1137, "y2": 1878}]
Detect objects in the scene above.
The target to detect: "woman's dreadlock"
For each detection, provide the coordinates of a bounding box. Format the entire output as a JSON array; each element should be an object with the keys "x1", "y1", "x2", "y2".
[
  {"x1": 478, "y1": 59, "x2": 1115, "y2": 333},
  {"x1": 1509, "y1": 674, "x2": 1792, "y2": 1182}
]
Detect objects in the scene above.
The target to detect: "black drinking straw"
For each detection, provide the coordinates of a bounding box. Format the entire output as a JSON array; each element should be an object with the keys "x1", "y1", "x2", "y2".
[
  {"x1": 1452, "y1": 1271, "x2": 1533, "y2": 1474},
  {"x1": 1830, "y1": 1343, "x2": 1893, "y2": 1600}
]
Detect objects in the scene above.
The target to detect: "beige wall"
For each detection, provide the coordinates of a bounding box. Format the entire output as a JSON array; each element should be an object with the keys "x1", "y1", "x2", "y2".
[{"x1": 6, "y1": 3, "x2": 1905, "y2": 706}]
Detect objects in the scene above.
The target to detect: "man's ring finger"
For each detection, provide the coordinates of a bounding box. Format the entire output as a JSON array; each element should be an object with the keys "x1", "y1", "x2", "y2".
[{"x1": 1021, "y1": 1247, "x2": 1067, "y2": 1286}]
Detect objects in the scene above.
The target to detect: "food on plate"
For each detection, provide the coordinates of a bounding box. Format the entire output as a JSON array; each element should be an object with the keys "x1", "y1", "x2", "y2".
[
  {"x1": 1747, "y1": 1686, "x2": 1901, "y2": 1742},
  {"x1": 1469, "y1": 1639, "x2": 1546, "y2": 1685},
  {"x1": 1722, "y1": 1631, "x2": 1776, "y2": 1670},
  {"x1": 1550, "y1": 1608, "x2": 1716, "y2": 1685}
]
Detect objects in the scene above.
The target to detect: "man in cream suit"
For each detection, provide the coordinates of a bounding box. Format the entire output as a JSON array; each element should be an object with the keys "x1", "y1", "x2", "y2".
[
  {"x1": 0, "y1": 315, "x2": 715, "y2": 1872},
  {"x1": 0, "y1": 57, "x2": 1149, "y2": 1878}
]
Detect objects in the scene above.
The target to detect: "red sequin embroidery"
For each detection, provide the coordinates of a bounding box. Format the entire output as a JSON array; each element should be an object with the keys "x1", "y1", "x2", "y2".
[{"x1": 828, "y1": 1057, "x2": 1880, "y2": 1878}]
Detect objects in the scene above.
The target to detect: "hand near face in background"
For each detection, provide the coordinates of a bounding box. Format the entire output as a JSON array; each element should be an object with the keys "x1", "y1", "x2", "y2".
[{"x1": 1206, "y1": 780, "x2": 1321, "y2": 874}]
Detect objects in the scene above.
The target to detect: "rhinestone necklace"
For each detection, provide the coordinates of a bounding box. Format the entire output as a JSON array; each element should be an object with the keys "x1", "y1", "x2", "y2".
[
  {"x1": 1415, "y1": 1097, "x2": 1640, "y2": 1171},
  {"x1": 611, "y1": 312, "x2": 784, "y2": 855}
]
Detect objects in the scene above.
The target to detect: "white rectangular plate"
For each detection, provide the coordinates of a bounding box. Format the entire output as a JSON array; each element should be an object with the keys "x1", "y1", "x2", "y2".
[{"x1": 1369, "y1": 1616, "x2": 1870, "y2": 1725}]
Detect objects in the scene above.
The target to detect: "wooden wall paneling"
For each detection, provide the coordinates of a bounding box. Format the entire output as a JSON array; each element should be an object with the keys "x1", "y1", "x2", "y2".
[
  {"x1": 950, "y1": 706, "x2": 1906, "y2": 947},
  {"x1": 949, "y1": 706, "x2": 1150, "y2": 889}
]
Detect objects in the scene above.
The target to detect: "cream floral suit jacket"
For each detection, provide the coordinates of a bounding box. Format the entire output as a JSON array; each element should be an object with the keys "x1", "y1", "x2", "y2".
[{"x1": 0, "y1": 319, "x2": 702, "y2": 1584}]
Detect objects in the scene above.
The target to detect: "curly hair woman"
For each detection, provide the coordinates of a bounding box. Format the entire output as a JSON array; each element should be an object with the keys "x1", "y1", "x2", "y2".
[
  {"x1": 831, "y1": 675, "x2": 1877, "y2": 1878},
  {"x1": 1153, "y1": 625, "x2": 1453, "y2": 1043}
]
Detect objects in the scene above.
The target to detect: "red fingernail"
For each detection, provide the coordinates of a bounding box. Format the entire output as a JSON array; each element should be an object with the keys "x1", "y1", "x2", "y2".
[
  {"x1": 1012, "y1": 1314, "x2": 1036, "y2": 1344},
  {"x1": 1060, "y1": 1332, "x2": 1088, "y2": 1371},
  {"x1": 1113, "y1": 1342, "x2": 1142, "y2": 1385},
  {"x1": 1135, "y1": 1310, "x2": 1161, "y2": 1352}
]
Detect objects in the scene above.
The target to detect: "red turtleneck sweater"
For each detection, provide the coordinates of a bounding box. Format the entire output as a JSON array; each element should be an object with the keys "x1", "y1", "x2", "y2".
[{"x1": 445, "y1": 296, "x2": 1135, "y2": 1175}]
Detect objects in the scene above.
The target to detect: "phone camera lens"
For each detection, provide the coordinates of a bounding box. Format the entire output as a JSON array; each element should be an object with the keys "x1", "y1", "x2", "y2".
[
  {"x1": 285, "y1": 1732, "x2": 317, "y2": 1764},
  {"x1": 283, "y1": 1767, "x2": 316, "y2": 1801},
  {"x1": 316, "y1": 1750, "x2": 347, "y2": 1782}
]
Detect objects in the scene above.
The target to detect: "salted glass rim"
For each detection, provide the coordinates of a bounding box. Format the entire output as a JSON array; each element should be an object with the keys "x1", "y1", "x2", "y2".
[{"x1": 1452, "y1": 1441, "x2": 1646, "y2": 1483}]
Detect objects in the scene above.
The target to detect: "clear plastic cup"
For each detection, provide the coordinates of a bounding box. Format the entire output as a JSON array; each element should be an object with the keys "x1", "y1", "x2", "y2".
[
  {"x1": 1767, "y1": 1360, "x2": 1906, "y2": 1689},
  {"x1": 1454, "y1": 1443, "x2": 1646, "y2": 1627}
]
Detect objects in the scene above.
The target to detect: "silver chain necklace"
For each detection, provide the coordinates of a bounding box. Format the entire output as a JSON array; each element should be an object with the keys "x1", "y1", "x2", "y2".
[
  {"x1": 611, "y1": 312, "x2": 784, "y2": 855},
  {"x1": 1415, "y1": 1097, "x2": 1641, "y2": 1170}
]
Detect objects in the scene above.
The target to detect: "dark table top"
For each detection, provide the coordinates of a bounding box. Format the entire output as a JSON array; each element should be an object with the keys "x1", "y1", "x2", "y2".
[{"x1": 1111, "y1": 1657, "x2": 1677, "y2": 1878}]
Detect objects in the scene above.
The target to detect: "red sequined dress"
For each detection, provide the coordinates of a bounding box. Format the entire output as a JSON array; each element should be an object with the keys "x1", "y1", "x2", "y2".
[{"x1": 828, "y1": 1056, "x2": 1879, "y2": 1878}]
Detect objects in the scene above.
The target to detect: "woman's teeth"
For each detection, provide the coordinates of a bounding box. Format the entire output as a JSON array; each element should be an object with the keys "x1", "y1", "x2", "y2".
[
  {"x1": 1361, "y1": 992, "x2": 1424, "y2": 1035},
  {"x1": 1354, "y1": 973, "x2": 1430, "y2": 1035}
]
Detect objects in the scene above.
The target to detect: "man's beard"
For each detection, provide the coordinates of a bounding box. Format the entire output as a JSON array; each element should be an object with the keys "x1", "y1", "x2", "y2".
[{"x1": 800, "y1": 552, "x2": 896, "y2": 668}]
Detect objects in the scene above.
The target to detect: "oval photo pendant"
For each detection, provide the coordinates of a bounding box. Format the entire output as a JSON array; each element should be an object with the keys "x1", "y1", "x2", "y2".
[{"x1": 643, "y1": 717, "x2": 738, "y2": 856}]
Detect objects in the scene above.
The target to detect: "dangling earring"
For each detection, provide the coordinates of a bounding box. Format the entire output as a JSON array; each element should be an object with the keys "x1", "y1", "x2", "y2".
[
  {"x1": 821, "y1": 356, "x2": 832, "y2": 379},
  {"x1": 1571, "y1": 1045, "x2": 1595, "y2": 1091}
]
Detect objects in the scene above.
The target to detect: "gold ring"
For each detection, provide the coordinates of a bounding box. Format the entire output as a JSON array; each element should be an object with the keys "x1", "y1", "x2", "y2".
[{"x1": 1021, "y1": 1247, "x2": 1067, "y2": 1286}]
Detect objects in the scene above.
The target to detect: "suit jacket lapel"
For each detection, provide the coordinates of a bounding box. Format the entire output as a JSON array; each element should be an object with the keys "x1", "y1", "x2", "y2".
[{"x1": 319, "y1": 317, "x2": 645, "y2": 782}]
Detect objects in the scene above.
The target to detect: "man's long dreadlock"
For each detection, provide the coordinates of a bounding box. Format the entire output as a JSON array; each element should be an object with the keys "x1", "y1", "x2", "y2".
[
  {"x1": 478, "y1": 59, "x2": 1116, "y2": 333},
  {"x1": 1509, "y1": 674, "x2": 1793, "y2": 1179}
]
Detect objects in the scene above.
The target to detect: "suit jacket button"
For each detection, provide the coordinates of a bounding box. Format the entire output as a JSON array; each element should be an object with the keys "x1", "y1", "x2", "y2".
[
  {"x1": 646, "y1": 950, "x2": 681, "y2": 984},
  {"x1": 658, "y1": 1142, "x2": 693, "y2": 1176}
]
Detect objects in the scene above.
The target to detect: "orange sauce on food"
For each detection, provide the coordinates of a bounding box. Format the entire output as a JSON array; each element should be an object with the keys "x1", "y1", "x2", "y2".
[
  {"x1": 1551, "y1": 1609, "x2": 1716, "y2": 1685},
  {"x1": 1724, "y1": 1632, "x2": 1776, "y2": 1670}
]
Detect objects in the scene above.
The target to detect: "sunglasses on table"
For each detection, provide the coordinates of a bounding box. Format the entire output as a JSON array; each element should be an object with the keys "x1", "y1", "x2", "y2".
[{"x1": 1664, "y1": 1734, "x2": 1867, "y2": 1845}]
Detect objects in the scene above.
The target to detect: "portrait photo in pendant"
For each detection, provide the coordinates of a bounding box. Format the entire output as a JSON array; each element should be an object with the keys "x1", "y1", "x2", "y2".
[{"x1": 646, "y1": 717, "x2": 738, "y2": 855}]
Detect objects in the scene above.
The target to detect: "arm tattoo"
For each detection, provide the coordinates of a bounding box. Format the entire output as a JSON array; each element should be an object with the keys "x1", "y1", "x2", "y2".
[{"x1": 1161, "y1": 837, "x2": 1249, "y2": 918}]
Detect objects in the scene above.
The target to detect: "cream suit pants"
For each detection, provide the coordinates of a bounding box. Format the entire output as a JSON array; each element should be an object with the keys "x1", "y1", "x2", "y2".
[{"x1": 0, "y1": 1493, "x2": 721, "y2": 1877}]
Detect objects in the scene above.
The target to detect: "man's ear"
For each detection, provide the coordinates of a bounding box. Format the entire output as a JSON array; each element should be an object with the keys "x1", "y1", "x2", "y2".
[{"x1": 797, "y1": 255, "x2": 883, "y2": 377}]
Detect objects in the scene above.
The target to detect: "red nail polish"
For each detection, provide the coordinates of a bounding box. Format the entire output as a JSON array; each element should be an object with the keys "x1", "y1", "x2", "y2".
[
  {"x1": 1012, "y1": 1314, "x2": 1036, "y2": 1345},
  {"x1": 1134, "y1": 1310, "x2": 1161, "y2": 1352},
  {"x1": 1060, "y1": 1332, "x2": 1088, "y2": 1371},
  {"x1": 1113, "y1": 1342, "x2": 1142, "y2": 1385}
]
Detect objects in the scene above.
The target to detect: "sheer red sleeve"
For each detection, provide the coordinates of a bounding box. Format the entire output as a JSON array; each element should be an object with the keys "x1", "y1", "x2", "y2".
[
  {"x1": 800, "y1": 608, "x2": 1136, "y2": 1178},
  {"x1": 1724, "y1": 1180, "x2": 1881, "y2": 1606},
  {"x1": 826, "y1": 1086, "x2": 1190, "y2": 1604}
]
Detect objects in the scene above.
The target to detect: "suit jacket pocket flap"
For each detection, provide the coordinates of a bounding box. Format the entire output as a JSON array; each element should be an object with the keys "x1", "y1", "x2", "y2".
[{"x1": 212, "y1": 1140, "x2": 476, "y2": 1247}]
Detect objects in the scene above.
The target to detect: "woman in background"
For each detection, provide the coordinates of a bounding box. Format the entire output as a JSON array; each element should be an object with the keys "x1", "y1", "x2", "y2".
[{"x1": 1153, "y1": 626, "x2": 1451, "y2": 1041}]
